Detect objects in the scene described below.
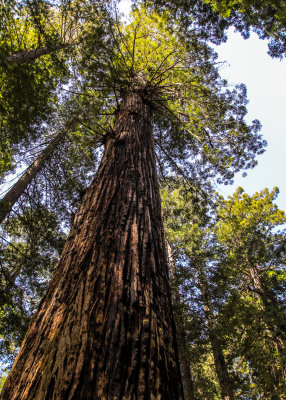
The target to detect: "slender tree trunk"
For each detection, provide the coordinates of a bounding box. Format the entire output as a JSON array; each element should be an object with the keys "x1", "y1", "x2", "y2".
[
  {"x1": 208, "y1": 329, "x2": 233, "y2": 400},
  {"x1": 246, "y1": 265, "x2": 286, "y2": 388},
  {"x1": 198, "y1": 269, "x2": 234, "y2": 400},
  {"x1": 4, "y1": 46, "x2": 64, "y2": 65},
  {"x1": 0, "y1": 128, "x2": 67, "y2": 224},
  {"x1": 249, "y1": 267, "x2": 286, "y2": 352},
  {"x1": 176, "y1": 327, "x2": 195, "y2": 400},
  {"x1": 167, "y1": 243, "x2": 195, "y2": 400},
  {"x1": 1, "y1": 91, "x2": 184, "y2": 399}
]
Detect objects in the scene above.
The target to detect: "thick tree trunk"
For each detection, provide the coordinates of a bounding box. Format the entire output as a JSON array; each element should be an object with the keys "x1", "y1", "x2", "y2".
[
  {"x1": 4, "y1": 46, "x2": 63, "y2": 65},
  {"x1": 198, "y1": 270, "x2": 234, "y2": 400},
  {"x1": 1, "y1": 92, "x2": 184, "y2": 399},
  {"x1": 167, "y1": 243, "x2": 195, "y2": 400},
  {"x1": 0, "y1": 127, "x2": 68, "y2": 224}
]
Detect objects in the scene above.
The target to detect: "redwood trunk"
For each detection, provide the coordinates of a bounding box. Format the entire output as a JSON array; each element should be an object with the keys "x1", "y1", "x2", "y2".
[
  {"x1": 0, "y1": 128, "x2": 67, "y2": 224},
  {"x1": 1, "y1": 92, "x2": 184, "y2": 399}
]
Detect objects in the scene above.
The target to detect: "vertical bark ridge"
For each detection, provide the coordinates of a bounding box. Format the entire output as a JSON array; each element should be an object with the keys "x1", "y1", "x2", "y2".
[{"x1": 1, "y1": 91, "x2": 183, "y2": 399}]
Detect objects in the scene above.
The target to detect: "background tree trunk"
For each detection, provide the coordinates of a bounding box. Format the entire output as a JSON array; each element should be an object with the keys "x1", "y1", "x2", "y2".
[
  {"x1": 176, "y1": 322, "x2": 195, "y2": 400},
  {"x1": 0, "y1": 91, "x2": 184, "y2": 399},
  {"x1": 198, "y1": 269, "x2": 234, "y2": 400},
  {"x1": 167, "y1": 243, "x2": 195, "y2": 400},
  {"x1": 249, "y1": 267, "x2": 286, "y2": 358},
  {"x1": 0, "y1": 127, "x2": 68, "y2": 224}
]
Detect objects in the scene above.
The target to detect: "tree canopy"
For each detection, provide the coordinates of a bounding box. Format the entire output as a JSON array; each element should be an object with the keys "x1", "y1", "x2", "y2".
[{"x1": 150, "y1": 0, "x2": 286, "y2": 57}]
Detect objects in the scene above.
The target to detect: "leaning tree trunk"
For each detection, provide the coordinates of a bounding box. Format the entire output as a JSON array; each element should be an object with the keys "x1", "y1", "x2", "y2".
[
  {"x1": 0, "y1": 126, "x2": 69, "y2": 224},
  {"x1": 1, "y1": 91, "x2": 184, "y2": 399},
  {"x1": 3, "y1": 45, "x2": 64, "y2": 65},
  {"x1": 198, "y1": 269, "x2": 234, "y2": 400}
]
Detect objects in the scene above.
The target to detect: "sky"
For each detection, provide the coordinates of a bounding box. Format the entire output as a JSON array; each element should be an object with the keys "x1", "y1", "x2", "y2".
[{"x1": 214, "y1": 29, "x2": 286, "y2": 210}]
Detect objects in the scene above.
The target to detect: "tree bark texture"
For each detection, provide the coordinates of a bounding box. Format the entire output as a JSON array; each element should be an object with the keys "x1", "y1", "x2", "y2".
[
  {"x1": 1, "y1": 92, "x2": 184, "y2": 399},
  {"x1": 0, "y1": 128, "x2": 67, "y2": 224},
  {"x1": 198, "y1": 270, "x2": 234, "y2": 400}
]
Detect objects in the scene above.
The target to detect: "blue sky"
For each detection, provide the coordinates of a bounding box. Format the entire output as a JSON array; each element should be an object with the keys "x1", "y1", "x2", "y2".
[
  {"x1": 214, "y1": 29, "x2": 286, "y2": 210},
  {"x1": 119, "y1": 1, "x2": 286, "y2": 210}
]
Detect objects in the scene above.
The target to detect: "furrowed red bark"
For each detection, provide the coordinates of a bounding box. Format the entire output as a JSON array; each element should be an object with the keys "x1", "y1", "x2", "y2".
[
  {"x1": 0, "y1": 128, "x2": 67, "y2": 224},
  {"x1": 1, "y1": 91, "x2": 184, "y2": 399}
]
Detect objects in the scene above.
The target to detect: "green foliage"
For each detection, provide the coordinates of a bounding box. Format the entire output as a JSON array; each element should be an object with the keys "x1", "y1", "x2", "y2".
[
  {"x1": 0, "y1": 60, "x2": 63, "y2": 175},
  {"x1": 0, "y1": 1, "x2": 68, "y2": 177},
  {"x1": 0, "y1": 369, "x2": 8, "y2": 391},
  {"x1": 204, "y1": 0, "x2": 286, "y2": 57},
  {"x1": 151, "y1": 0, "x2": 286, "y2": 58},
  {"x1": 0, "y1": 206, "x2": 66, "y2": 366}
]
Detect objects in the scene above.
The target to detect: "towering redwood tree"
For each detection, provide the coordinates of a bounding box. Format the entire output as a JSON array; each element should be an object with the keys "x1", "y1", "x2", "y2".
[
  {"x1": 0, "y1": 5, "x2": 265, "y2": 397},
  {"x1": 0, "y1": 88, "x2": 184, "y2": 399}
]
